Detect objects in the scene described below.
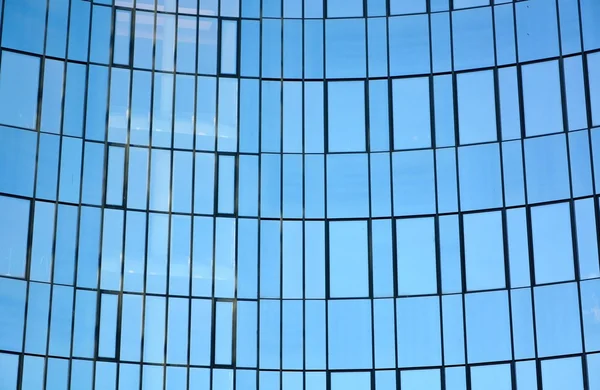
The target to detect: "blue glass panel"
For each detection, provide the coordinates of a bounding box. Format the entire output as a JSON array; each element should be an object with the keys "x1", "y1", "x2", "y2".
[
  {"x1": 0, "y1": 52, "x2": 40, "y2": 129},
  {"x1": 326, "y1": 19, "x2": 366, "y2": 78},
  {"x1": 2, "y1": 0, "x2": 46, "y2": 53},
  {"x1": 328, "y1": 300, "x2": 372, "y2": 369}
]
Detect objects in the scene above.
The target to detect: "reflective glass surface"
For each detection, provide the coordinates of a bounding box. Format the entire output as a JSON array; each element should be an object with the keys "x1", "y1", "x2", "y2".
[{"x1": 1, "y1": 0, "x2": 600, "y2": 389}]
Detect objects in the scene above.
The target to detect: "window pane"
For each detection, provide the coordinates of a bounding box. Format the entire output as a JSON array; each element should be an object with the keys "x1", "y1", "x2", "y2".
[
  {"x1": 0, "y1": 52, "x2": 40, "y2": 129},
  {"x1": 531, "y1": 202, "x2": 575, "y2": 284},
  {"x1": 329, "y1": 221, "x2": 369, "y2": 298},
  {"x1": 0, "y1": 277, "x2": 26, "y2": 352},
  {"x1": 516, "y1": 0, "x2": 559, "y2": 61},
  {"x1": 452, "y1": 7, "x2": 494, "y2": 70},
  {"x1": 471, "y1": 364, "x2": 512, "y2": 390},
  {"x1": 458, "y1": 143, "x2": 503, "y2": 211},
  {"x1": 542, "y1": 357, "x2": 584, "y2": 390},
  {"x1": 397, "y1": 296, "x2": 442, "y2": 367},
  {"x1": 397, "y1": 217, "x2": 437, "y2": 295},
  {"x1": 331, "y1": 372, "x2": 371, "y2": 390},
  {"x1": 522, "y1": 60, "x2": 563, "y2": 137},
  {"x1": 525, "y1": 134, "x2": 570, "y2": 203},
  {"x1": 326, "y1": 19, "x2": 366, "y2": 78},
  {"x1": 393, "y1": 77, "x2": 431, "y2": 149},
  {"x1": 326, "y1": 154, "x2": 369, "y2": 218},
  {"x1": 327, "y1": 0, "x2": 362, "y2": 17},
  {"x1": 465, "y1": 291, "x2": 512, "y2": 363},
  {"x1": 464, "y1": 211, "x2": 506, "y2": 291},
  {"x1": 0, "y1": 196, "x2": 29, "y2": 278},
  {"x1": 457, "y1": 70, "x2": 497, "y2": 144},
  {"x1": 534, "y1": 283, "x2": 582, "y2": 357},
  {"x1": 389, "y1": 15, "x2": 430, "y2": 75},
  {"x1": 2, "y1": 0, "x2": 46, "y2": 53},
  {"x1": 392, "y1": 150, "x2": 436, "y2": 215},
  {"x1": 402, "y1": 369, "x2": 441, "y2": 390},
  {"x1": 328, "y1": 81, "x2": 366, "y2": 152},
  {"x1": 328, "y1": 300, "x2": 372, "y2": 369}
]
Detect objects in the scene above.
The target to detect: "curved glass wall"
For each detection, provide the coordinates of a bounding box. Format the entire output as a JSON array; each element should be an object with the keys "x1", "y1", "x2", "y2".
[{"x1": 1, "y1": 0, "x2": 600, "y2": 389}]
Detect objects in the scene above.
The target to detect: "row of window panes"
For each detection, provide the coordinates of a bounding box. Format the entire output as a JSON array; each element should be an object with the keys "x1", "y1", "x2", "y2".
[
  {"x1": 1, "y1": 277, "x2": 600, "y2": 368},
  {"x1": 2, "y1": 50, "x2": 600, "y2": 152},
  {"x1": 3, "y1": 127, "x2": 600, "y2": 215},
  {"x1": 89, "y1": 0, "x2": 556, "y2": 18},
  {"x1": 2, "y1": 193, "x2": 599, "y2": 296},
  {"x1": 3, "y1": 0, "x2": 600, "y2": 77},
  {"x1": 2, "y1": 355, "x2": 598, "y2": 390}
]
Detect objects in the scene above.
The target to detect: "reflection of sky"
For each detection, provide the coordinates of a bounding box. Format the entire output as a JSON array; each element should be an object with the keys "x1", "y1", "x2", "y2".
[{"x1": 2, "y1": 0, "x2": 600, "y2": 387}]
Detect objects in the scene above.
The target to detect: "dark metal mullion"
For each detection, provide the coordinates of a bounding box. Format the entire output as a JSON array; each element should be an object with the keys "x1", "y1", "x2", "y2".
[
  {"x1": 0, "y1": 0, "x2": 7, "y2": 52},
  {"x1": 553, "y1": 0, "x2": 589, "y2": 360},
  {"x1": 5, "y1": 41, "x2": 600, "y2": 84},
  {"x1": 362, "y1": 2, "x2": 377, "y2": 386},
  {"x1": 553, "y1": 0, "x2": 582, "y2": 287},
  {"x1": 575, "y1": 0, "x2": 600, "y2": 303},
  {"x1": 185, "y1": 2, "x2": 201, "y2": 388},
  {"x1": 255, "y1": 0, "x2": 263, "y2": 386},
  {"x1": 230, "y1": 1, "x2": 243, "y2": 381},
  {"x1": 279, "y1": 2, "x2": 284, "y2": 386},
  {"x1": 161, "y1": 0, "x2": 181, "y2": 387},
  {"x1": 321, "y1": 13, "x2": 330, "y2": 380},
  {"x1": 209, "y1": 0, "x2": 225, "y2": 379},
  {"x1": 300, "y1": 3, "x2": 307, "y2": 390},
  {"x1": 10, "y1": 348, "x2": 600, "y2": 370},
  {"x1": 490, "y1": 3, "x2": 519, "y2": 388},
  {"x1": 576, "y1": 0, "x2": 600, "y2": 383},
  {"x1": 87, "y1": 0, "x2": 119, "y2": 387},
  {"x1": 4, "y1": 191, "x2": 600, "y2": 220},
  {"x1": 114, "y1": 1, "x2": 137, "y2": 386},
  {"x1": 39, "y1": 0, "x2": 71, "y2": 381},
  {"x1": 78, "y1": 0, "x2": 538, "y2": 17},
  {"x1": 70, "y1": 0, "x2": 97, "y2": 389},
  {"x1": 426, "y1": 1, "x2": 448, "y2": 386},
  {"x1": 510, "y1": 1, "x2": 544, "y2": 388},
  {"x1": 446, "y1": 4, "x2": 472, "y2": 388},
  {"x1": 553, "y1": 1, "x2": 594, "y2": 386},
  {"x1": 20, "y1": 0, "x2": 52, "y2": 386},
  {"x1": 383, "y1": 0, "x2": 400, "y2": 385},
  {"x1": 138, "y1": 0, "x2": 159, "y2": 386},
  {"x1": 222, "y1": 8, "x2": 243, "y2": 388},
  {"x1": 5, "y1": 273, "x2": 597, "y2": 298},
  {"x1": 577, "y1": 0, "x2": 600, "y2": 308}
]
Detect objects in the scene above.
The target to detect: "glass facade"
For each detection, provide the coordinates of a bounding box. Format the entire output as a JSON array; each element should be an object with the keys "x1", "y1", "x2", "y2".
[{"x1": 0, "y1": 0, "x2": 600, "y2": 389}]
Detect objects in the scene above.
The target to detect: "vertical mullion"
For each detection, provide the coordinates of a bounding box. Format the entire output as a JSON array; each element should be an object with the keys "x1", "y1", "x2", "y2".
[
  {"x1": 576, "y1": 0, "x2": 598, "y2": 383},
  {"x1": 91, "y1": 1, "x2": 118, "y2": 388},
  {"x1": 21, "y1": 0, "x2": 52, "y2": 387},
  {"x1": 162, "y1": 1, "x2": 180, "y2": 388},
  {"x1": 321, "y1": 7, "x2": 330, "y2": 383},
  {"x1": 427, "y1": 0, "x2": 447, "y2": 387},
  {"x1": 557, "y1": 1, "x2": 595, "y2": 387},
  {"x1": 301, "y1": 3, "x2": 307, "y2": 390},
  {"x1": 210, "y1": 4, "x2": 222, "y2": 385},
  {"x1": 446, "y1": 3, "x2": 473, "y2": 389},
  {"x1": 510, "y1": 1, "x2": 545, "y2": 388},
  {"x1": 72, "y1": 0, "x2": 97, "y2": 388},
  {"x1": 186, "y1": 1, "x2": 201, "y2": 389},
  {"x1": 231, "y1": 0, "x2": 243, "y2": 380},
  {"x1": 490, "y1": 2, "x2": 518, "y2": 389},
  {"x1": 279, "y1": 4, "x2": 284, "y2": 388},
  {"x1": 115, "y1": 1, "x2": 137, "y2": 387},
  {"x1": 138, "y1": 0, "x2": 159, "y2": 387},
  {"x1": 228, "y1": 5, "x2": 243, "y2": 387},
  {"x1": 255, "y1": 0, "x2": 263, "y2": 387},
  {"x1": 575, "y1": 0, "x2": 600, "y2": 291},
  {"x1": 363, "y1": 1, "x2": 376, "y2": 387},
  {"x1": 384, "y1": 0, "x2": 401, "y2": 386}
]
